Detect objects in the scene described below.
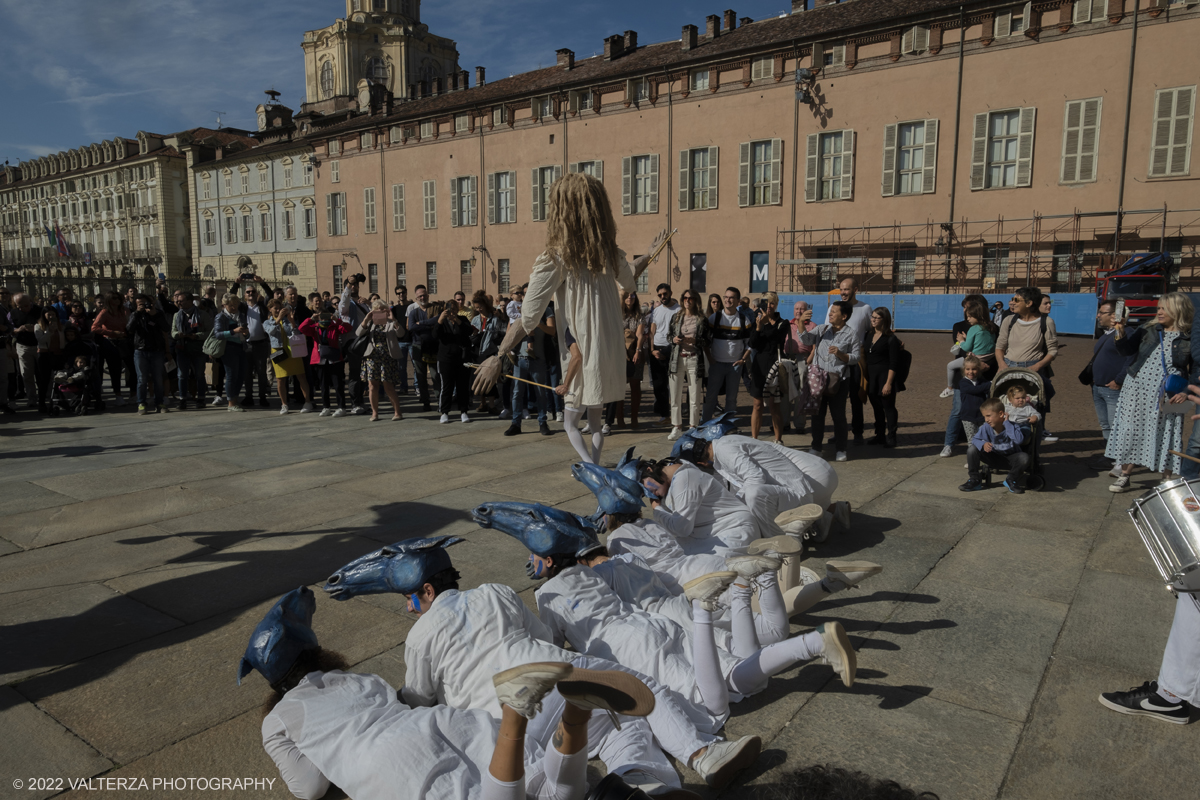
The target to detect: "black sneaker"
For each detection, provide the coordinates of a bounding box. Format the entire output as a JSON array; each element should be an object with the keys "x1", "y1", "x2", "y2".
[
  {"x1": 178, "y1": 399, "x2": 188, "y2": 411},
  {"x1": 540, "y1": 422, "x2": 552, "y2": 436},
  {"x1": 504, "y1": 424, "x2": 522, "y2": 437},
  {"x1": 1098, "y1": 681, "x2": 1190, "y2": 724},
  {"x1": 1003, "y1": 479, "x2": 1025, "y2": 495},
  {"x1": 959, "y1": 478, "x2": 986, "y2": 492},
  {"x1": 853, "y1": 436, "x2": 866, "y2": 446}
]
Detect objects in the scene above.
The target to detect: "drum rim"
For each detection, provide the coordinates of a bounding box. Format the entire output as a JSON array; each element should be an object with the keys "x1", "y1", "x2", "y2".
[{"x1": 1131, "y1": 476, "x2": 1198, "y2": 504}]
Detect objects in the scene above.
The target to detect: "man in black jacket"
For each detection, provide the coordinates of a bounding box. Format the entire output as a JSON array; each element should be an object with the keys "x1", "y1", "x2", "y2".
[
  {"x1": 127, "y1": 294, "x2": 171, "y2": 414},
  {"x1": 237, "y1": 275, "x2": 274, "y2": 407}
]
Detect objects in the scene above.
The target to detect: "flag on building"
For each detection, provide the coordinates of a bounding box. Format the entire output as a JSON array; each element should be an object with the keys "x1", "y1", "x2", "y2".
[{"x1": 53, "y1": 223, "x2": 70, "y2": 257}]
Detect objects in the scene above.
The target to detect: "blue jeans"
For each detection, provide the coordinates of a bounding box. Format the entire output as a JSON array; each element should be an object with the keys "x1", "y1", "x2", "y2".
[
  {"x1": 1092, "y1": 385, "x2": 1121, "y2": 441},
  {"x1": 943, "y1": 389, "x2": 964, "y2": 447},
  {"x1": 396, "y1": 342, "x2": 411, "y2": 393},
  {"x1": 133, "y1": 350, "x2": 165, "y2": 408},
  {"x1": 511, "y1": 356, "x2": 550, "y2": 425},
  {"x1": 703, "y1": 360, "x2": 741, "y2": 422},
  {"x1": 1182, "y1": 405, "x2": 1200, "y2": 480},
  {"x1": 221, "y1": 345, "x2": 246, "y2": 402},
  {"x1": 177, "y1": 349, "x2": 208, "y2": 402}
]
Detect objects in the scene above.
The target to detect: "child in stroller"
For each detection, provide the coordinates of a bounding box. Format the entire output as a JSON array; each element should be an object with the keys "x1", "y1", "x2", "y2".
[
  {"x1": 958, "y1": 368, "x2": 1047, "y2": 493},
  {"x1": 50, "y1": 355, "x2": 95, "y2": 416}
]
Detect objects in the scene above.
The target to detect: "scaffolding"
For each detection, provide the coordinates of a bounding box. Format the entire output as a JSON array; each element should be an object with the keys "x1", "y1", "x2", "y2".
[{"x1": 775, "y1": 206, "x2": 1200, "y2": 295}]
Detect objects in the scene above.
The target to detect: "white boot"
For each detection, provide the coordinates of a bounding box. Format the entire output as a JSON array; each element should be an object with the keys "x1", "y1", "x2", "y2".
[{"x1": 492, "y1": 661, "x2": 573, "y2": 719}]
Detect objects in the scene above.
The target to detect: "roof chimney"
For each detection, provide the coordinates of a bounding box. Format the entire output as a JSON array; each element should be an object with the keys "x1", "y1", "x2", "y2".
[
  {"x1": 431, "y1": 77, "x2": 440, "y2": 96},
  {"x1": 460, "y1": 69, "x2": 469, "y2": 89},
  {"x1": 449, "y1": 72, "x2": 460, "y2": 91},
  {"x1": 705, "y1": 15, "x2": 720, "y2": 38},
  {"x1": 791, "y1": 0, "x2": 805, "y2": 10},
  {"x1": 475, "y1": 66, "x2": 486, "y2": 86},
  {"x1": 624, "y1": 30, "x2": 638, "y2": 51},
  {"x1": 814, "y1": 0, "x2": 837, "y2": 6},
  {"x1": 740, "y1": 16, "x2": 753, "y2": 26},
  {"x1": 723, "y1": 10, "x2": 737, "y2": 31},
  {"x1": 604, "y1": 34, "x2": 625, "y2": 60},
  {"x1": 408, "y1": 83, "x2": 417, "y2": 100},
  {"x1": 681, "y1": 24, "x2": 698, "y2": 50},
  {"x1": 557, "y1": 48, "x2": 575, "y2": 69}
]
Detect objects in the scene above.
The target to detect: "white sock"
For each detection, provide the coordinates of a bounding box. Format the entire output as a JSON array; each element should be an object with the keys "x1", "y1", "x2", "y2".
[
  {"x1": 753, "y1": 572, "x2": 790, "y2": 646},
  {"x1": 691, "y1": 601, "x2": 730, "y2": 716},
  {"x1": 1159, "y1": 686, "x2": 1183, "y2": 703},
  {"x1": 563, "y1": 407, "x2": 592, "y2": 463},
  {"x1": 587, "y1": 405, "x2": 604, "y2": 463},
  {"x1": 729, "y1": 583, "x2": 760, "y2": 658},
  {"x1": 728, "y1": 631, "x2": 823, "y2": 696}
]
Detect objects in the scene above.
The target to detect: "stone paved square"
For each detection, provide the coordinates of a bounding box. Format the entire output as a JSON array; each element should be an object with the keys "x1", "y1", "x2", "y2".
[{"x1": 2, "y1": 332, "x2": 1198, "y2": 799}]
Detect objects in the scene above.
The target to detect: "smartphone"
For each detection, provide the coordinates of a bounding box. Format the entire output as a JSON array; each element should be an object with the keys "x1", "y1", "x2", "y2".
[
  {"x1": 1113, "y1": 299, "x2": 1127, "y2": 323},
  {"x1": 370, "y1": 310, "x2": 389, "y2": 325},
  {"x1": 756, "y1": 298, "x2": 768, "y2": 312},
  {"x1": 319, "y1": 312, "x2": 333, "y2": 322},
  {"x1": 240, "y1": 273, "x2": 255, "y2": 282}
]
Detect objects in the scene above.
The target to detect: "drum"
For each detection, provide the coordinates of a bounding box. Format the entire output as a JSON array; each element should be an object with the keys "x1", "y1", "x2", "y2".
[{"x1": 1128, "y1": 477, "x2": 1200, "y2": 592}]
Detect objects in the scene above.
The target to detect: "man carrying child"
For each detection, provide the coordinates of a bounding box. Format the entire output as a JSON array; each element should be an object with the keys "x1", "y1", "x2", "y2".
[{"x1": 959, "y1": 398, "x2": 1028, "y2": 494}]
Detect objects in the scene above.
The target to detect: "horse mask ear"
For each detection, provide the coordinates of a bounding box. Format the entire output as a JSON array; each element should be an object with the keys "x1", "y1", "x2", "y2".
[{"x1": 237, "y1": 657, "x2": 254, "y2": 686}]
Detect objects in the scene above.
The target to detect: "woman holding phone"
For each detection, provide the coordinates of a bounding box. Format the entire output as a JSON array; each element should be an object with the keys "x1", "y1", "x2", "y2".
[
  {"x1": 264, "y1": 299, "x2": 314, "y2": 415},
  {"x1": 357, "y1": 299, "x2": 405, "y2": 421}
]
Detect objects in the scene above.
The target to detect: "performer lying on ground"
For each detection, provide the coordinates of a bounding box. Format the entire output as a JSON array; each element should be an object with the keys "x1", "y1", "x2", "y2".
[
  {"x1": 240, "y1": 587, "x2": 653, "y2": 800},
  {"x1": 321, "y1": 537, "x2": 758, "y2": 794}
]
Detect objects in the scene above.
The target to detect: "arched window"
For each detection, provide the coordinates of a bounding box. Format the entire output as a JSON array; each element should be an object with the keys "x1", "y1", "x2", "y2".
[
  {"x1": 203, "y1": 265, "x2": 216, "y2": 278},
  {"x1": 321, "y1": 61, "x2": 335, "y2": 99},
  {"x1": 366, "y1": 57, "x2": 388, "y2": 84},
  {"x1": 282, "y1": 262, "x2": 299, "y2": 276}
]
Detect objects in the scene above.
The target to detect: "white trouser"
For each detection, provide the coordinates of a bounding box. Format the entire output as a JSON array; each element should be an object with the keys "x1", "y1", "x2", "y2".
[
  {"x1": 727, "y1": 574, "x2": 791, "y2": 656},
  {"x1": 669, "y1": 354, "x2": 702, "y2": 428},
  {"x1": 564, "y1": 405, "x2": 603, "y2": 464},
  {"x1": 482, "y1": 745, "x2": 588, "y2": 800},
  {"x1": 740, "y1": 484, "x2": 809, "y2": 539},
  {"x1": 1158, "y1": 593, "x2": 1200, "y2": 706}
]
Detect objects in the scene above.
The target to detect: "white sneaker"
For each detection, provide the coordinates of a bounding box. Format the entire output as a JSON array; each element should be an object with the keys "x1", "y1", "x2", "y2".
[
  {"x1": 834, "y1": 451, "x2": 848, "y2": 462},
  {"x1": 581, "y1": 423, "x2": 592, "y2": 434},
  {"x1": 492, "y1": 662, "x2": 573, "y2": 720},
  {"x1": 1108, "y1": 465, "x2": 1123, "y2": 478},
  {"x1": 440, "y1": 413, "x2": 450, "y2": 424},
  {"x1": 689, "y1": 735, "x2": 763, "y2": 788},
  {"x1": 808, "y1": 447, "x2": 823, "y2": 456},
  {"x1": 726, "y1": 554, "x2": 782, "y2": 581},
  {"x1": 1109, "y1": 475, "x2": 1131, "y2": 493},
  {"x1": 939, "y1": 388, "x2": 955, "y2": 399},
  {"x1": 747, "y1": 534, "x2": 805, "y2": 557},
  {"x1": 964, "y1": 462, "x2": 970, "y2": 469},
  {"x1": 833, "y1": 501, "x2": 851, "y2": 530},
  {"x1": 1042, "y1": 433, "x2": 1059, "y2": 443},
  {"x1": 825, "y1": 560, "x2": 883, "y2": 591},
  {"x1": 213, "y1": 395, "x2": 226, "y2": 406},
  {"x1": 279, "y1": 405, "x2": 290, "y2": 415},
  {"x1": 683, "y1": 571, "x2": 738, "y2": 611},
  {"x1": 555, "y1": 666, "x2": 655, "y2": 717},
  {"x1": 460, "y1": 412, "x2": 470, "y2": 423},
  {"x1": 555, "y1": 411, "x2": 564, "y2": 422},
  {"x1": 319, "y1": 408, "x2": 332, "y2": 417},
  {"x1": 939, "y1": 445, "x2": 953, "y2": 458},
  {"x1": 300, "y1": 402, "x2": 315, "y2": 413},
  {"x1": 817, "y1": 621, "x2": 856, "y2": 688},
  {"x1": 667, "y1": 427, "x2": 683, "y2": 441},
  {"x1": 601, "y1": 424, "x2": 611, "y2": 436},
  {"x1": 350, "y1": 405, "x2": 367, "y2": 415},
  {"x1": 331, "y1": 408, "x2": 347, "y2": 418}
]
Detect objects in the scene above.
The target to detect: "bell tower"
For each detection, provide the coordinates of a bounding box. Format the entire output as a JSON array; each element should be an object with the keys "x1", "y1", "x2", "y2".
[{"x1": 301, "y1": 0, "x2": 459, "y2": 115}]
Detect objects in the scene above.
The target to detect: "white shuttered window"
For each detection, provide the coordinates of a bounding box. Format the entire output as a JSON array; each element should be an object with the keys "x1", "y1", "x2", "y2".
[
  {"x1": 802, "y1": 133, "x2": 850, "y2": 202},
  {"x1": 450, "y1": 176, "x2": 477, "y2": 227},
  {"x1": 363, "y1": 187, "x2": 376, "y2": 233},
  {"x1": 881, "y1": 120, "x2": 938, "y2": 196},
  {"x1": 620, "y1": 156, "x2": 658, "y2": 215},
  {"x1": 531, "y1": 165, "x2": 562, "y2": 221},
  {"x1": 741, "y1": 139, "x2": 784, "y2": 206},
  {"x1": 1060, "y1": 98, "x2": 1102, "y2": 184},
  {"x1": 392, "y1": 184, "x2": 405, "y2": 231},
  {"x1": 970, "y1": 107, "x2": 1036, "y2": 189},
  {"x1": 1149, "y1": 87, "x2": 1195, "y2": 178},
  {"x1": 422, "y1": 180, "x2": 436, "y2": 229},
  {"x1": 488, "y1": 171, "x2": 517, "y2": 224},
  {"x1": 679, "y1": 147, "x2": 719, "y2": 211}
]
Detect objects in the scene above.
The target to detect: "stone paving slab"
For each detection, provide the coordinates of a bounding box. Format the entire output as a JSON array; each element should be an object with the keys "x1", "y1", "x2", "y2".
[
  {"x1": 0, "y1": 583, "x2": 183, "y2": 685},
  {"x1": 0, "y1": 687, "x2": 114, "y2": 800},
  {"x1": 0, "y1": 481, "x2": 78, "y2": 517},
  {"x1": 326, "y1": 438, "x2": 485, "y2": 470},
  {"x1": 1087, "y1": 511, "x2": 1162, "y2": 582},
  {"x1": 32, "y1": 456, "x2": 240, "y2": 502},
  {"x1": 858, "y1": 487, "x2": 994, "y2": 542},
  {"x1": 179, "y1": 460, "x2": 381, "y2": 505}
]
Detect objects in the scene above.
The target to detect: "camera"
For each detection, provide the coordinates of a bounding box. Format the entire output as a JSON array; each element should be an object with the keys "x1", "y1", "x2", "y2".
[
  {"x1": 1113, "y1": 299, "x2": 1128, "y2": 323},
  {"x1": 239, "y1": 273, "x2": 256, "y2": 282},
  {"x1": 353, "y1": 272, "x2": 367, "y2": 284}
]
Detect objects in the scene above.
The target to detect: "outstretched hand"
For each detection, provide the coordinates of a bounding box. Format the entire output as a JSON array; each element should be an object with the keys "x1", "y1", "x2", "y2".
[
  {"x1": 472, "y1": 355, "x2": 503, "y2": 394},
  {"x1": 647, "y1": 230, "x2": 668, "y2": 261}
]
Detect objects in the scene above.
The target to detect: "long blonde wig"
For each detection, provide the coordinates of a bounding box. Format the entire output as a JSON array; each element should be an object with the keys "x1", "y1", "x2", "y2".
[{"x1": 545, "y1": 173, "x2": 619, "y2": 275}]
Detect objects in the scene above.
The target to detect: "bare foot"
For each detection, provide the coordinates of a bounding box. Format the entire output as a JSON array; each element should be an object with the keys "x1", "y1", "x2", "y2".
[{"x1": 392, "y1": 414, "x2": 403, "y2": 421}]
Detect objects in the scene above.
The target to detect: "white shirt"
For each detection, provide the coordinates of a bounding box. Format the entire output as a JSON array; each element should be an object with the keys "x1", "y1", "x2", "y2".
[
  {"x1": 505, "y1": 299, "x2": 522, "y2": 322},
  {"x1": 651, "y1": 463, "x2": 761, "y2": 555},
  {"x1": 263, "y1": 670, "x2": 529, "y2": 800},
  {"x1": 402, "y1": 585, "x2": 570, "y2": 720},
  {"x1": 827, "y1": 299, "x2": 872, "y2": 343},
  {"x1": 519, "y1": 248, "x2": 636, "y2": 407},
  {"x1": 710, "y1": 436, "x2": 837, "y2": 504},
  {"x1": 651, "y1": 303, "x2": 681, "y2": 347},
  {"x1": 606, "y1": 519, "x2": 728, "y2": 594},
  {"x1": 709, "y1": 310, "x2": 750, "y2": 363}
]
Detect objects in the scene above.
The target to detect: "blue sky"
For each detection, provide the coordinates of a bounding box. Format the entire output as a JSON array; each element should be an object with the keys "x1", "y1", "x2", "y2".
[{"x1": 0, "y1": 0, "x2": 800, "y2": 167}]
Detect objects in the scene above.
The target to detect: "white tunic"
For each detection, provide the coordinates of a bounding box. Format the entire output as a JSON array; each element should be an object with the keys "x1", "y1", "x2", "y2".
[
  {"x1": 711, "y1": 437, "x2": 839, "y2": 510},
  {"x1": 520, "y1": 249, "x2": 636, "y2": 407},
  {"x1": 402, "y1": 585, "x2": 569, "y2": 720},
  {"x1": 605, "y1": 519, "x2": 728, "y2": 593},
  {"x1": 263, "y1": 670, "x2": 529, "y2": 800},
  {"x1": 536, "y1": 565, "x2": 737, "y2": 732},
  {"x1": 651, "y1": 463, "x2": 760, "y2": 555}
]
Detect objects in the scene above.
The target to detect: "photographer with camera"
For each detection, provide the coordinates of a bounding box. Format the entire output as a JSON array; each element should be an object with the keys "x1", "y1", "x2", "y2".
[
  {"x1": 235, "y1": 273, "x2": 275, "y2": 408},
  {"x1": 1087, "y1": 300, "x2": 1133, "y2": 470},
  {"x1": 338, "y1": 272, "x2": 370, "y2": 414}
]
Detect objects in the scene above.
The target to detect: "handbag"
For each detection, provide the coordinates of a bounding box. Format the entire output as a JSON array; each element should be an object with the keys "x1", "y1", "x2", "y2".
[
  {"x1": 288, "y1": 332, "x2": 308, "y2": 359},
  {"x1": 1160, "y1": 330, "x2": 1189, "y2": 396},
  {"x1": 202, "y1": 330, "x2": 226, "y2": 359},
  {"x1": 802, "y1": 363, "x2": 826, "y2": 414}
]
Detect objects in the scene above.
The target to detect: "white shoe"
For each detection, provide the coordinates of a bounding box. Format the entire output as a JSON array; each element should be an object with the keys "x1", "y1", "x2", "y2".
[
  {"x1": 555, "y1": 411, "x2": 564, "y2": 422},
  {"x1": 825, "y1": 560, "x2": 883, "y2": 591},
  {"x1": 581, "y1": 423, "x2": 592, "y2": 434},
  {"x1": 808, "y1": 447, "x2": 823, "y2": 456},
  {"x1": 1109, "y1": 475, "x2": 1131, "y2": 493},
  {"x1": 279, "y1": 405, "x2": 290, "y2": 415},
  {"x1": 460, "y1": 412, "x2": 470, "y2": 423},
  {"x1": 817, "y1": 621, "x2": 856, "y2": 688},
  {"x1": 726, "y1": 554, "x2": 782, "y2": 581},
  {"x1": 689, "y1": 735, "x2": 763, "y2": 788},
  {"x1": 601, "y1": 424, "x2": 611, "y2": 436},
  {"x1": 319, "y1": 408, "x2": 332, "y2": 417},
  {"x1": 1108, "y1": 465, "x2": 1123, "y2": 478},
  {"x1": 684, "y1": 571, "x2": 738, "y2": 611},
  {"x1": 964, "y1": 462, "x2": 970, "y2": 469},
  {"x1": 331, "y1": 408, "x2": 347, "y2": 418},
  {"x1": 300, "y1": 402, "x2": 315, "y2": 413},
  {"x1": 798, "y1": 565, "x2": 822, "y2": 586},
  {"x1": 667, "y1": 427, "x2": 683, "y2": 441},
  {"x1": 1042, "y1": 434, "x2": 1059, "y2": 443},
  {"x1": 555, "y1": 666, "x2": 655, "y2": 717},
  {"x1": 939, "y1": 388, "x2": 955, "y2": 399},
  {"x1": 492, "y1": 662, "x2": 573, "y2": 720},
  {"x1": 833, "y1": 500, "x2": 851, "y2": 530},
  {"x1": 834, "y1": 451, "x2": 847, "y2": 462},
  {"x1": 350, "y1": 405, "x2": 367, "y2": 415},
  {"x1": 440, "y1": 413, "x2": 450, "y2": 424},
  {"x1": 747, "y1": 534, "x2": 805, "y2": 557},
  {"x1": 939, "y1": 445, "x2": 953, "y2": 458},
  {"x1": 212, "y1": 395, "x2": 226, "y2": 406}
]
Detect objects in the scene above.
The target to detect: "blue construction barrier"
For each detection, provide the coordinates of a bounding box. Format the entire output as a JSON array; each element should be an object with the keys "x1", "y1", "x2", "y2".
[{"x1": 776, "y1": 293, "x2": 1100, "y2": 336}]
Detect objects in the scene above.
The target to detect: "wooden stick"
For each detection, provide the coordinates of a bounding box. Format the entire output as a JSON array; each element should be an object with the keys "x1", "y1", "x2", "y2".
[
  {"x1": 1170, "y1": 449, "x2": 1200, "y2": 465},
  {"x1": 649, "y1": 229, "x2": 678, "y2": 263},
  {"x1": 466, "y1": 362, "x2": 557, "y2": 392}
]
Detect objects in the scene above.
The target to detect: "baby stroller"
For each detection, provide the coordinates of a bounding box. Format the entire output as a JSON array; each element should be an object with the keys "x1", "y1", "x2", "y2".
[
  {"x1": 49, "y1": 358, "x2": 96, "y2": 416},
  {"x1": 982, "y1": 368, "x2": 1046, "y2": 492}
]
